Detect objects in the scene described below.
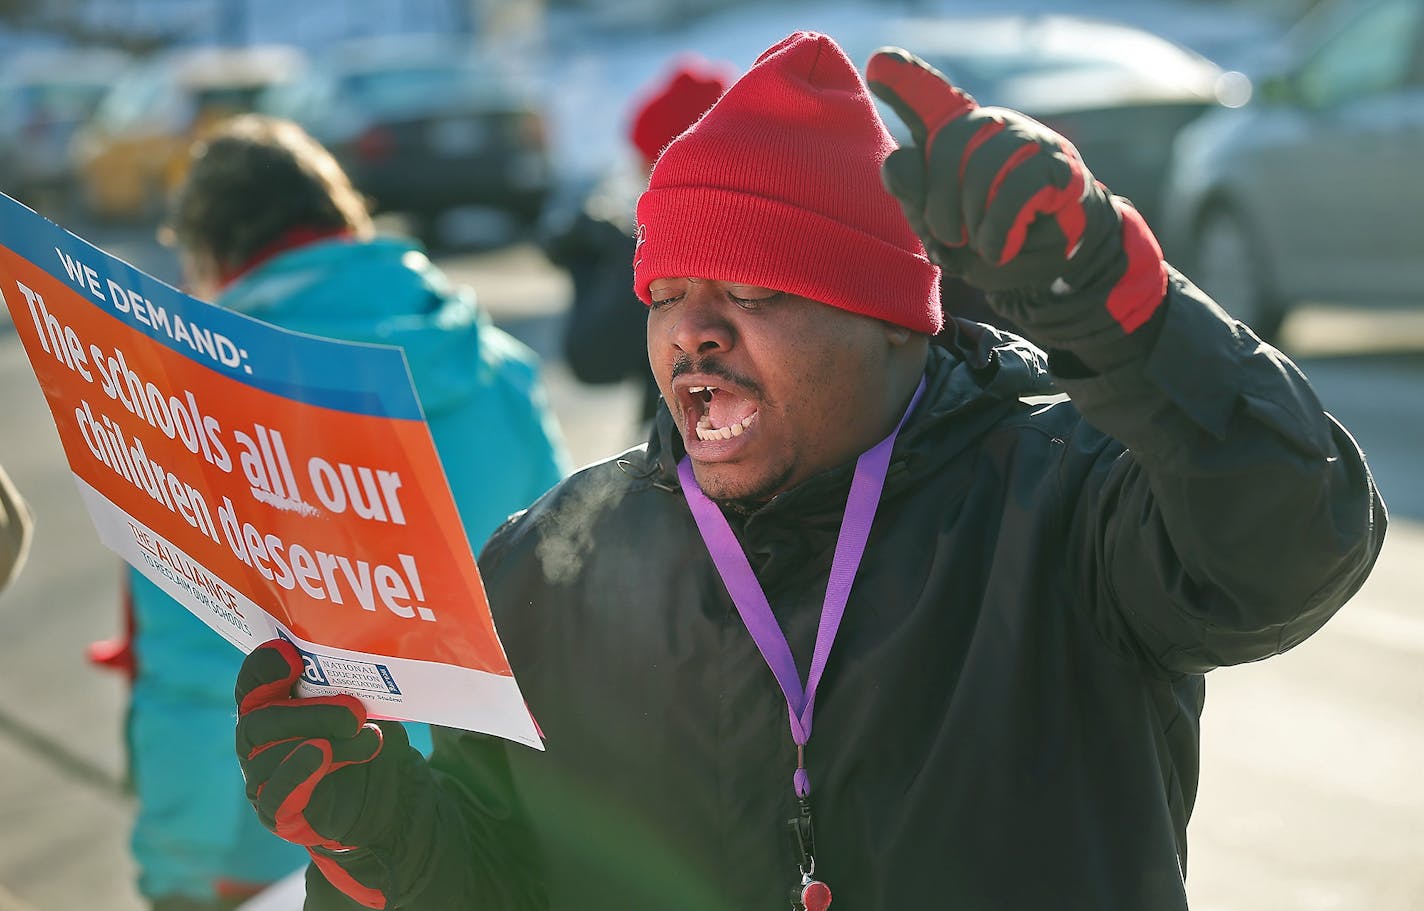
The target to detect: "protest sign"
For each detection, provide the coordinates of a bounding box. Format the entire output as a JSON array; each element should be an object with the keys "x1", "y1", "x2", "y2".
[{"x1": 0, "y1": 193, "x2": 541, "y2": 749}]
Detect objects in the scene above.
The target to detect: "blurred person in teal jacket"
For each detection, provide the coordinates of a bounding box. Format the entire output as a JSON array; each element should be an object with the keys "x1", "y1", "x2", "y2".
[{"x1": 89, "y1": 114, "x2": 570, "y2": 911}]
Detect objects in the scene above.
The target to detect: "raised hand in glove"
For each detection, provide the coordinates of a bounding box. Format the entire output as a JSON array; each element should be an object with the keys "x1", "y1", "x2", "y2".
[
  {"x1": 236, "y1": 638, "x2": 428, "y2": 909},
  {"x1": 865, "y1": 47, "x2": 1169, "y2": 372}
]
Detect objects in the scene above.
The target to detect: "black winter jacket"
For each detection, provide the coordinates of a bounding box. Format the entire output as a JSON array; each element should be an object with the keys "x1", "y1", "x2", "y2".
[
  {"x1": 542, "y1": 185, "x2": 660, "y2": 425},
  {"x1": 306, "y1": 274, "x2": 1385, "y2": 910}
]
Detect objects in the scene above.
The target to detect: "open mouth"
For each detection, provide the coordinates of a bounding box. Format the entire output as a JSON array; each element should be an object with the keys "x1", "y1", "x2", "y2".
[{"x1": 687, "y1": 384, "x2": 759, "y2": 441}]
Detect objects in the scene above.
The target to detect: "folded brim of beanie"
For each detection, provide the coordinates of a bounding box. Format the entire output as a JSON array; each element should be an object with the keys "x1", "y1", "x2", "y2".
[{"x1": 636, "y1": 186, "x2": 940, "y2": 335}]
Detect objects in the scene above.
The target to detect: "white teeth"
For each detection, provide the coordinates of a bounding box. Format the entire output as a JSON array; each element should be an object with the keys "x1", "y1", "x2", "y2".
[{"x1": 695, "y1": 409, "x2": 758, "y2": 442}]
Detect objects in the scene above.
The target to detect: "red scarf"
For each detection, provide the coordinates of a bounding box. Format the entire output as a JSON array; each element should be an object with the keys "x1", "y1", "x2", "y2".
[{"x1": 217, "y1": 225, "x2": 354, "y2": 289}]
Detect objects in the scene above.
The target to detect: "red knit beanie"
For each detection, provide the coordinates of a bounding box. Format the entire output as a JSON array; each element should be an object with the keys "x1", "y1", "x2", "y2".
[
  {"x1": 629, "y1": 58, "x2": 732, "y2": 169},
  {"x1": 633, "y1": 31, "x2": 942, "y2": 334}
]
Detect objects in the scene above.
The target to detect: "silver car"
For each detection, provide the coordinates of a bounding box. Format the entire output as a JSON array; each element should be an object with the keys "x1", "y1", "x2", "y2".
[
  {"x1": 1160, "y1": 0, "x2": 1424, "y2": 341},
  {"x1": 0, "y1": 47, "x2": 131, "y2": 214}
]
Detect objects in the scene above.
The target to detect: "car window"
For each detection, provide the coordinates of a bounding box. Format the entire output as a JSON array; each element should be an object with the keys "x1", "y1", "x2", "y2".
[
  {"x1": 259, "y1": 75, "x2": 334, "y2": 122},
  {"x1": 343, "y1": 67, "x2": 460, "y2": 112},
  {"x1": 920, "y1": 48, "x2": 1201, "y2": 103},
  {"x1": 7, "y1": 83, "x2": 108, "y2": 122},
  {"x1": 337, "y1": 62, "x2": 509, "y2": 115},
  {"x1": 1296, "y1": 0, "x2": 1424, "y2": 106},
  {"x1": 193, "y1": 85, "x2": 270, "y2": 116},
  {"x1": 93, "y1": 68, "x2": 169, "y2": 131},
  {"x1": 916, "y1": 51, "x2": 1102, "y2": 99},
  {"x1": 873, "y1": 16, "x2": 1216, "y2": 113}
]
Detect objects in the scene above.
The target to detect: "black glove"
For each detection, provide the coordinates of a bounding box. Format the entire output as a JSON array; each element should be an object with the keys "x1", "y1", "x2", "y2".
[
  {"x1": 235, "y1": 639, "x2": 426, "y2": 909},
  {"x1": 866, "y1": 47, "x2": 1169, "y2": 372}
]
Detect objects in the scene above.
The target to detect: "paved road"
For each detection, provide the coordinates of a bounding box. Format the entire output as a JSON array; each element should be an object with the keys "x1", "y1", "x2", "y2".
[{"x1": 0, "y1": 233, "x2": 1419, "y2": 910}]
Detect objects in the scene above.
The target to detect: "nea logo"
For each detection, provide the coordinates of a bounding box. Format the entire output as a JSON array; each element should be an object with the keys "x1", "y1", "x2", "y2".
[
  {"x1": 300, "y1": 652, "x2": 328, "y2": 686},
  {"x1": 276, "y1": 631, "x2": 329, "y2": 685}
]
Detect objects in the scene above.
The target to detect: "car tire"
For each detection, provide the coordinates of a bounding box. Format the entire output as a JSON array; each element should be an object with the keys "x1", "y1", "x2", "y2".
[{"x1": 1191, "y1": 204, "x2": 1288, "y2": 343}]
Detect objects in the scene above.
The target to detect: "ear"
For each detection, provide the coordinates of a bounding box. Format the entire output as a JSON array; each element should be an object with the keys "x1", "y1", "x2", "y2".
[{"x1": 882, "y1": 321, "x2": 914, "y2": 346}]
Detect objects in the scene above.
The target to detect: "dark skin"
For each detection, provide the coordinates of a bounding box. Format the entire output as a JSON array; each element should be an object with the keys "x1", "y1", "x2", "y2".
[{"x1": 646, "y1": 276, "x2": 928, "y2": 502}]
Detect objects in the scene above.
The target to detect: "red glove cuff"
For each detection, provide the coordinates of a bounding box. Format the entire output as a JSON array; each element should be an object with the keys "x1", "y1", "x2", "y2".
[{"x1": 1104, "y1": 202, "x2": 1168, "y2": 334}]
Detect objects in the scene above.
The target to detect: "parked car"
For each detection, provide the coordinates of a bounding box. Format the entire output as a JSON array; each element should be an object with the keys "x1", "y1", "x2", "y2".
[
  {"x1": 1160, "y1": 0, "x2": 1424, "y2": 340},
  {"x1": 856, "y1": 13, "x2": 1243, "y2": 233},
  {"x1": 542, "y1": 9, "x2": 1239, "y2": 261},
  {"x1": 259, "y1": 34, "x2": 553, "y2": 246},
  {"x1": 70, "y1": 44, "x2": 306, "y2": 221},
  {"x1": 0, "y1": 47, "x2": 131, "y2": 214}
]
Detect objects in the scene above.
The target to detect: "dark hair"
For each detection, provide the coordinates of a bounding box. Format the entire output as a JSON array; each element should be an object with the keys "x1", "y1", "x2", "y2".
[{"x1": 164, "y1": 114, "x2": 372, "y2": 272}]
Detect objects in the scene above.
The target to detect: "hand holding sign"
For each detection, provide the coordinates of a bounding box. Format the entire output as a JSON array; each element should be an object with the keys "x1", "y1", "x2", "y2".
[{"x1": 236, "y1": 638, "x2": 430, "y2": 909}]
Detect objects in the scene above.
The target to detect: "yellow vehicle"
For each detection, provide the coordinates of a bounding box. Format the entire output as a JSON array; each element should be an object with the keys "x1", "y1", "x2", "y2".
[{"x1": 71, "y1": 45, "x2": 306, "y2": 221}]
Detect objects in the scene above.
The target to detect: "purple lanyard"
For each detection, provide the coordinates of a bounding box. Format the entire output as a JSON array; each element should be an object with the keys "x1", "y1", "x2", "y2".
[{"x1": 677, "y1": 377, "x2": 924, "y2": 799}]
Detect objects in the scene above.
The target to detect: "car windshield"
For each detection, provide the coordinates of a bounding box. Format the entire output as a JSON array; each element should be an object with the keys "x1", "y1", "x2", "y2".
[
  {"x1": 879, "y1": 15, "x2": 1216, "y2": 107},
  {"x1": 337, "y1": 62, "x2": 508, "y2": 115},
  {"x1": 18, "y1": 83, "x2": 109, "y2": 119},
  {"x1": 920, "y1": 50, "x2": 1129, "y2": 95},
  {"x1": 91, "y1": 68, "x2": 166, "y2": 130},
  {"x1": 193, "y1": 85, "x2": 272, "y2": 114}
]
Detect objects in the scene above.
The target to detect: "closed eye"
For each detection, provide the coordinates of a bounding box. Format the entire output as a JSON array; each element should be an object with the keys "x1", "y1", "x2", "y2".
[{"x1": 727, "y1": 290, "x2": 784, "y2": 309}]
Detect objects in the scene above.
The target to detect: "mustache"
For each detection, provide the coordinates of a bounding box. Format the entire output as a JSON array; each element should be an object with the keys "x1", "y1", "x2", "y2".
[{"x1": 669, "y1": 355, "x2": 763, "y2": 397}]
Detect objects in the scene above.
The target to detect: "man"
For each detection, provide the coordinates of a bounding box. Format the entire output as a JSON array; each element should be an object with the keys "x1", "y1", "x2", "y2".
[
  {"x1": 112, "y1": 115, "x2": 569, "y2": 910},
  {"x1": 234, "y1": 33, "x2": 1385, "y2": 910}
]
